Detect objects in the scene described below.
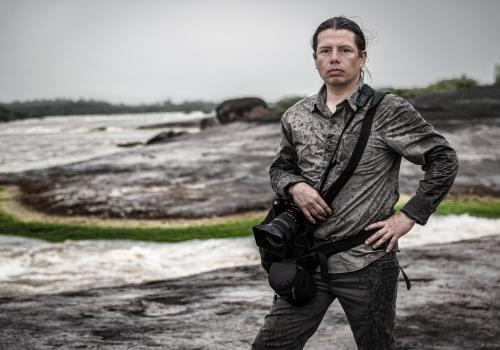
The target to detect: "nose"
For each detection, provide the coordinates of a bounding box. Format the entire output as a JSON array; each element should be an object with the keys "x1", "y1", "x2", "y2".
[{"x1": 329, "y1": 48, "x2": 341, "y2": 63}]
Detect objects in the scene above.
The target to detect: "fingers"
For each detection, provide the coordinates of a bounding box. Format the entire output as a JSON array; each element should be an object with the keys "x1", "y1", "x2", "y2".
[
  {"x1": 365, "y1": 228, "x2": 387, "y2": 245},
  {"x1": 301, "y1": 205, "x2": 324, "y2": 224},
  {"x1": 316, "y1": 197, "x2": 332, "y2": 216},
  {"x1": 295, "y1": 202, "x2": 317, "y2": 224},
  {"x1": 301, "y1": 193, "x2": 331, "y2": 219},
  {"x1": 364, "y1": 214, "x2": 411, "y2": 252},
  {"x1": 302, "y1": 208, "x2": 317, "y2": 224},
  {"x1": 309, "y1": 209, "x2": 326, "y2": 221},
  {"x1": 372, "y1": 231, "x2": 390, "y2": 249},
  {"x1": 364, "y1": 220, "x2": 385, "y2": 231},
  {"x1": 385, "y1": 237, "x2": 398, "y2": 253},
  {"x1": 292, "y1": 186, "x2": 332, "y2": 224},
  {"x1": 366, "y1": 228, "x2": 399, "y2": 252},
  {"x1": 309, "y1": 202, "x2": 330, "y2": 220}
]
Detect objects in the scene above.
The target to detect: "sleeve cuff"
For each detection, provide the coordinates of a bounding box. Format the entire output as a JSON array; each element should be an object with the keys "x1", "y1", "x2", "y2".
[
  {"x1": 276, "y1": 174, "x2": 306, "y2": 198},
  {"x1": 400, "y1": 194, "x2": 435, "y2": 225}
]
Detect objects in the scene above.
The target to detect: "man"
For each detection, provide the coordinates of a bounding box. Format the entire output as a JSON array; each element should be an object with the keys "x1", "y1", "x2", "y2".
[{"x1": 252, "y1": 16, "x2": 458, "y2": 349}]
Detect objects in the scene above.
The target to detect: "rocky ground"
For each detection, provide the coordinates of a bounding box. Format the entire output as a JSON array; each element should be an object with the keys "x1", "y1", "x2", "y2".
[
  {"x1": 0, "y1": 84, "x2": 499, "y2": 220},
  {"x1": 1, "y1": 235, "x2": 499, "y2": 350},
  {"x1": 0, "y1": 116, "x2": 499, "y2": 219},
  {"x1": 1, "y1": 86, "x2": 499, "y2": 350},
  {"x1": 0, "y1": 121, "x2": 277, "y2": 218},
  {"x1": 408, "y1": 83, "x2": 500, "y2": 123}
]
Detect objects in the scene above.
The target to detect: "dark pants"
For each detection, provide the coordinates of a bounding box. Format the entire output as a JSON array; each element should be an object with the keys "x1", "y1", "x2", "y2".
[{"x1": 252, "y1": 253, "x2": 400, "y2": 350}]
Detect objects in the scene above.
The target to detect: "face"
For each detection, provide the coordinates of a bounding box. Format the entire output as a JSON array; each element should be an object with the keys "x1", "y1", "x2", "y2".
[{"x1": 313, "y1": 28, "x2": 366, "y2": 89}]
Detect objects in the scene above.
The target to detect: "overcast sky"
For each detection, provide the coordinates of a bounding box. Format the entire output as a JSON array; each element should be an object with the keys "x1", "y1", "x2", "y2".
[{"x1": 1, "y1": 0, "x2": 499, "y2": 104}]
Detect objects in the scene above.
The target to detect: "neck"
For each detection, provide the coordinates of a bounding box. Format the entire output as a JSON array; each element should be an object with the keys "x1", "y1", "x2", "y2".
[{"x1": 325, "y1": 77, "x2": 360, "y2": 108}]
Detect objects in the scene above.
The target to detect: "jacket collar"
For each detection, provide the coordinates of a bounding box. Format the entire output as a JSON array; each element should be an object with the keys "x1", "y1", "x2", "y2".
[{"x1": 311, "y1": 76, "x2": 365, "y2": 114}]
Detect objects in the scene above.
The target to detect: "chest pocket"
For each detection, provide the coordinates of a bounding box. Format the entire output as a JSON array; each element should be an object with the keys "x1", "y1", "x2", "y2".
[
  {"x1": 291, "y1": 118, "x2": 332, "y2": 157},
  {"x1": 334, "y1": 131, "x2": 385, "y2": 175},
  {"x1": 290, "y1": 118, "x2": 336, "y2": 183}
]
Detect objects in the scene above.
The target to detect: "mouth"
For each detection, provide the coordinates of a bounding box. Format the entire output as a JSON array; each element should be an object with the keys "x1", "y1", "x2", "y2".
[{"x1": 327, "y1": 68, "x2": 344, "y2": 75}]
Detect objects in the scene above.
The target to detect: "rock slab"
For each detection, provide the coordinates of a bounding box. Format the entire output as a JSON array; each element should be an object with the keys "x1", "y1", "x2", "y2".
[{"x1": 0, "y1": 236, "x2": 499, "y2": 349}]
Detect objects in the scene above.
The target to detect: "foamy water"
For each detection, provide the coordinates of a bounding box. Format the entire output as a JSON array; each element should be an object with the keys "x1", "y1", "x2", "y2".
[
  {"x1": 0, "y1": 112, "x2": 209, "y2": 173},
  {"x1": 0, "y1": 214, "x2": 499, "y2": 297}
]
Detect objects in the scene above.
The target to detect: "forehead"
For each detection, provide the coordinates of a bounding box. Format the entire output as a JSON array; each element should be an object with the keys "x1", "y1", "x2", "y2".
[{"x1": 316, "y1": 28, "x2": 357, "y2": 47}]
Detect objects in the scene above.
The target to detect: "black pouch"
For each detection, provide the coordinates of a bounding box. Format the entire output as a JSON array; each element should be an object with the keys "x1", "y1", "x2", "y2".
[
  {"x1": 267, "y1": 258, "x2": 316, "y2": 306},
  {"x1": 258, "y1": 195, "x2": 286, "y2": 272},
  {"x1": 259, "y1": 247, "x2": 280, "y2": 273}
]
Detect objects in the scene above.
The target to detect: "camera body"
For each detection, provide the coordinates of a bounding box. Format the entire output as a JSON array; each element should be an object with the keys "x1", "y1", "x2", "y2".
[
  {"x1": 253, "y1": 197, "x2": 311, "y2": 259},
  {"x1": 253, "y1": 195, "x2": 319, "y2": 306}
]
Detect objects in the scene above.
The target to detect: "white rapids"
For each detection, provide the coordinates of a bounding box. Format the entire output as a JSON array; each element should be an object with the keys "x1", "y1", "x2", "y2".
[
  {"x1": 0, "y1": 111, "x2": 208, "y2": 173},
  {"x1": 0, "y1": 214, "x2": 499, "y2": 297}
]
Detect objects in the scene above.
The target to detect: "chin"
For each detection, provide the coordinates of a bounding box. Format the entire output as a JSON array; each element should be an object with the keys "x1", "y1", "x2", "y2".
[
  {"x1": 326, "y1": 78, "x2": 347, "y2": 86},
  {"x1": 325, "y1": 76, "x2": 356, "y2": 87}
]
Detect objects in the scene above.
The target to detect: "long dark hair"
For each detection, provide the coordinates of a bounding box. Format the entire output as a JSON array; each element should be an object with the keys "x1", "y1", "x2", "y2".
[
  {"x1": 311, "y1": 16, "x2": 370, "y2": 80},
  {"x1": 311, "y1": 16, "x2": 367, "y2": 56}
]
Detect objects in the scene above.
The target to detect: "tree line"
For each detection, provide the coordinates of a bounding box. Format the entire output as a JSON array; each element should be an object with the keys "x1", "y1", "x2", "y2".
[
  {"x1": 0, "y1": 98, "x2": 215, "y2": 122},
  {"x1": 0, "y1": 75, "x2": 483, "y2": 122}
]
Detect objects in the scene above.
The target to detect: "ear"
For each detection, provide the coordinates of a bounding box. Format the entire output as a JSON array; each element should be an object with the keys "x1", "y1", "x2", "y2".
[
  {"x1": 359, "y1": 50, "x2": 367, "y2": 68},
  {"x1": 312, "y1": 51, "x2": 318, "y2": 69}
]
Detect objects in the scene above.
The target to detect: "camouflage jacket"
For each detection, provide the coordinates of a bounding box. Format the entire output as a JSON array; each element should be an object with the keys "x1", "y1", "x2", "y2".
[{"x1": 269, "y1": 79, "x2": 459, "y2": 273}]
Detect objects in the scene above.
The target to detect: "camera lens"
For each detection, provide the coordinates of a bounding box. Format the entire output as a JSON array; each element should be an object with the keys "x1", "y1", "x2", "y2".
[
  {"x1": 265, "y1": 234, "x2": 283, "y2": 248},
  {"x1": 252, "y1": 203, "x2": 304, "y2": 257}
]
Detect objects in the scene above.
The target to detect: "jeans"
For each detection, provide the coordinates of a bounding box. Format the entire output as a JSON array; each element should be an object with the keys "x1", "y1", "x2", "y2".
[{"x1": 252, "y1": 253, "x2": 400, "y2": 350}]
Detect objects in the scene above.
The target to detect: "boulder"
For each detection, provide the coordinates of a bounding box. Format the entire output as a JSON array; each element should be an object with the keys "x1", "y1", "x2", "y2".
[
  {"x1": 216, "y1": 97, "x2": 270, "y2": 124},
  {"x1": 200, "y1": 116, "x2": 220, "y2": 129},
  {"x1": 410, "y1": 84, "x2": 500, "y2": 124},
  {"x1": 145, "y1": 130, "x2": 188, "y2": 145}
]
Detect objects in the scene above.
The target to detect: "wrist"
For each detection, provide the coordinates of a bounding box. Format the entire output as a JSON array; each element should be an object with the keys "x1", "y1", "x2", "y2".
[
  {"x1": 400, "y1": 211, "x2": 416, "y2": 225},
  {"x1": 287, "y1": 181, "x2": 304, "y2": 196}
]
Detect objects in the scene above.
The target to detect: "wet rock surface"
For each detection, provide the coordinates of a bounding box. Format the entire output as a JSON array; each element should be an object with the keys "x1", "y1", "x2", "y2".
[
  {"x1": 1, "y1": 117, "x2": 498, "y2": 219},
  {"x1": 1, "y1": 122, "x2": 278, "y2": 218},
  {"x1": 408, "y1": 84, "x2": 500, "y2": 123},
  {"x1": 145, "y1": 130, "x2": 189, "y2": 145},
  {"x1": 0, "y1": 85, "x2": 499, "y2": 218},
  {"x1": 0, "y1": 236, "x2": 499, "y2": 349},
  {"x1": 215, "y1": 97, "x2": 270, "y2": 124}
]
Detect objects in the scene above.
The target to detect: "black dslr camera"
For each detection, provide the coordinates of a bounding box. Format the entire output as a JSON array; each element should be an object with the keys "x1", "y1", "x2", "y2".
[
  {"x1": 252, "y1": 196, "x2": 318, "y2": 306},
  {"x1": 253, "y1": 196, "x2": 311, "y2": 258}
]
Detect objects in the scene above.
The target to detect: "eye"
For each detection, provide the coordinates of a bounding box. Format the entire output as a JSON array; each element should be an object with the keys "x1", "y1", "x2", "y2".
[
  {"x1": 319, "y1": 48, "x2": 330, "y2": 55},
  {"x1": 340, "y1": 47, "x2": 352, "y2": 53}
]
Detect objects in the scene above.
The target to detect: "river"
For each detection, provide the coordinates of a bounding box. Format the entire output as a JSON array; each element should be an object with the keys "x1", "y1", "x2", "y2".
[
  {"x1": 1, "y1": 112, "x2": 499, "y2": 298},
  {"x1": 0, "y1": 111, "x2": 208, "y2": 173},
  {"x1": 0, "y1": 214, "x2": 499, "y2": 297}
]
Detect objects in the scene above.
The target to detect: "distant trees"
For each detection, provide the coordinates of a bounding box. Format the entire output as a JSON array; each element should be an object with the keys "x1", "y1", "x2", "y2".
[
  {"x1": 383, "y1": 74, "x2": 479, "y2": 98},
  {"x1": 0, "y1": 74, "x2": 486, "y2": 123},
  {"x1": 0, "y1": 105, "x2": 28, "y2": 121},
  {"x1": 270, "y1": 75, "x2": 482, "y2": 115},
  {"x1": 0, "y1": 98, "x2": 215, "y2": 122},
  {"x1": 270, "y1": 95, "x2": 306, "y2": 115}
]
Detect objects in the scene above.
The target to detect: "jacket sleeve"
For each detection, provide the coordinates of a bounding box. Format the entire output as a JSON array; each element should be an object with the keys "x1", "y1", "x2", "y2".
[
  {"x1": 383, "y1": 98, "x2": 459, "y2": 225},
  {"x1": 269, "y1": 113, "x2": 306, "y2": 198}
]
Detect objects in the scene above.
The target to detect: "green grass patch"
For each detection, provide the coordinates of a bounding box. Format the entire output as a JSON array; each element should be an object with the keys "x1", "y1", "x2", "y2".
[
  {"x1": 0, "y1": 185, "x2": 264, "y2": 242},
  {"x1": 395, "y1": 197, "x2": 500, "y2": 219},
  {"x1": 117, "y1": 141, "x2": 144, "y2": 148},
  {"x1": 0, "y1": 209, "x2": 263, "y2": 243},
  {"x1": 0, "y1": 185, "x2": 499, "y2": 243}
]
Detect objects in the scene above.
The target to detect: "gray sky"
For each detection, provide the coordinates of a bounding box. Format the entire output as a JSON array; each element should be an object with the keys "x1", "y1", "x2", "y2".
[{"x1": 1, "y1": 0, "x2": 499, "y2": 104}]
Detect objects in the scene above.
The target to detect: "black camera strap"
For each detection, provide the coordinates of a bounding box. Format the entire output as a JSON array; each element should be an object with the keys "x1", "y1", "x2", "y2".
[
  {"x1": 310, "y1": 89, "x2": 411, "y2": 290},
  {"x1": 321, "y1": 88, "x2": 388, "y2": 204},
  {"x1": 295, "y1": 88, "x2": 387, "y2": 254},
  {"x1": 317, "y1": 83, "x2": 375, "y2": 192}
]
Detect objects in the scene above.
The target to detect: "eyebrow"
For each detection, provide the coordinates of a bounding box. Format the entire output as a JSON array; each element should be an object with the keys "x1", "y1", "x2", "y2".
[{"x1": 318, "y1": 43, "x2": 355, "y2": 49}]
